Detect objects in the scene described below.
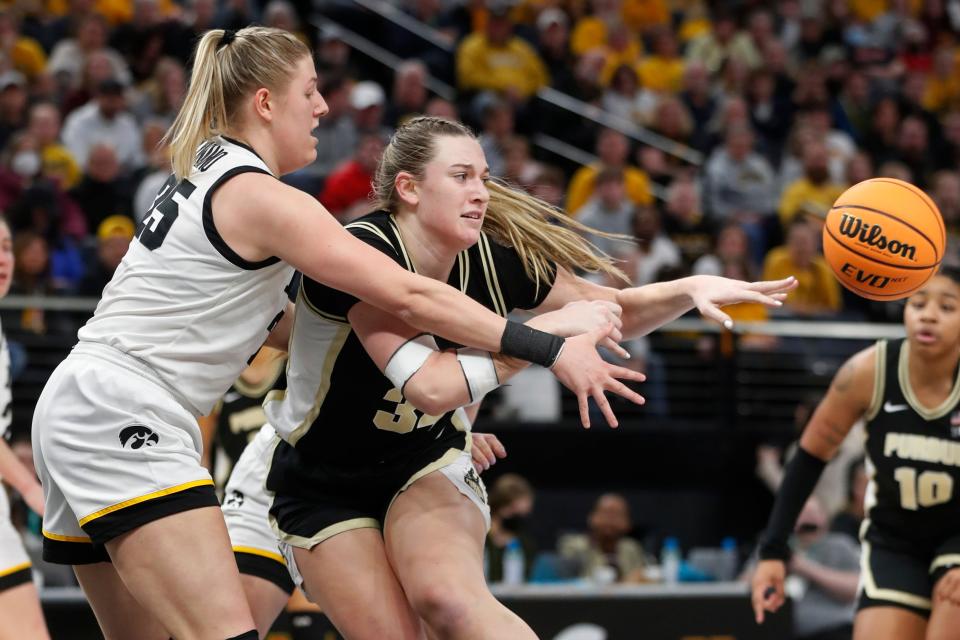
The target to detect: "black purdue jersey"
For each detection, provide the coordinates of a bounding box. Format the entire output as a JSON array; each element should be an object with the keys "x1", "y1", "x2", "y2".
[
  {"x1": 211, "y1": 358, "x2": 286, "y2": 488},
  {"x1": 265, "y1": 211, "x2": 554, "y2": 492},
  {"x1": 863, "y1": 339, "x2": 960, "y2": 545}
]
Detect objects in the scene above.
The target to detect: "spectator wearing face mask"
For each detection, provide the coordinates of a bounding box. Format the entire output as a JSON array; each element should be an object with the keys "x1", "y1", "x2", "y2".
[{"x1": 485, "y1": 473, "x2": 537, "y2": 583}]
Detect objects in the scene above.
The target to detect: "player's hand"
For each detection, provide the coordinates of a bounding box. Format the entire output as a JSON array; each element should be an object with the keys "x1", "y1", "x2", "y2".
[
  {"x1": 550, "y1": 324, "x2": 646, "y2": 428},
  {"x1": 529, "y1": 300, "x2": 629, "y2": 358},
  {"x1": 23, "y1": 482, "x2": 44, "y2": 516},
  {"x1": 751, "y1": 559, "x2": 787, "y2": 624},
  {"x1": 686, "y1": 275, "x2": 798, "y2": 329},
  {"x1": 934, "y1": 567, "x2": 960, "y2": 607},
  {"x1": 471, "y1": 433, "x2": 506, "y2": 473}
]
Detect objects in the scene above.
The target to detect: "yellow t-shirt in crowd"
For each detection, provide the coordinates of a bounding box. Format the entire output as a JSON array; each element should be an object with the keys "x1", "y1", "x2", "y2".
[
  {"x1": 456, "y1": 34, "x2": 549, "y2": 98},
  {"x1": 762, "y1": 246, "x2": 842, "y2": 313},
  {"x1": 566, "y1": 164, "x2": 653, "y2": 215},
  {"x1": 778, "y1": 179, "x2": 847, "y2": 227},
  {"x1": 637, "y1": 56, "x2": 685, "y2": 93}
]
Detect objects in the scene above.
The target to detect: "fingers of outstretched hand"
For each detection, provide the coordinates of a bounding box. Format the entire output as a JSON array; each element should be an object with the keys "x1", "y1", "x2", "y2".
[
  {"x1": 601, "y1": 336, "x2": 631, "y2": 359},
  {"x1": 578, "y1": 393, "x2": 590, "y2": 429},
  {"x1": 591, "y1": 387, "x2": 618, "y2": 428},
  {"x1": 750, "y1": 276, "x2": 797, "y2": 292}
]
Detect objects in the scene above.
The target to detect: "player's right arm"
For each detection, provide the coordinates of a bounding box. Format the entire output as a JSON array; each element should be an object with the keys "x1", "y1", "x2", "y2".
[
  {"x1": 0, "y1": 439, "x2": 43, "y2": 515},
  {"x1": 215, "y1": 174, "x2": 643, "y2": 427},
  {"x1": 349, "y1": 299, "x2": 637, "y2": 417},
  {"x1": 751, "y1": 345, "x2": 876, "y2": 623}
]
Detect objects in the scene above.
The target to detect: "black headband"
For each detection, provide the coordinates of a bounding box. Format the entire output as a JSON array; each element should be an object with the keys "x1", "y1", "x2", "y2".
[{"x1": 218, "y1": 30, "x2": 236, "y2": 50}]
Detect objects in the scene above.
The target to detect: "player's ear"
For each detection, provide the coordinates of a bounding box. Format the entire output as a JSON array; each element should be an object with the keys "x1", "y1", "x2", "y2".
[{"x1": 395, "y1": 171, "x2": 419, "y2": 207}]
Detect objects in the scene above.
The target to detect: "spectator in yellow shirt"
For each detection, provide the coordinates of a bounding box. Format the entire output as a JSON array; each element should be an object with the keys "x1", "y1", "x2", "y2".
[
  {"x1": 778, "y1": 141, "x2": 847, "y2": 228},
  {"x1": 637, "y1": 28, "x2": 685, "y2": 94},
  {"x1": 762, "y1": 219, "x2": 841, "y2": 316},
  {"x1": 571, "y1": 0, "x2": 641, "y2": 57},
  {"x1": 0, "y1": 10, "x2": 46, "y2": 80},
  {"x1": 456, "y1": 0, "x2": 550, "y2": 101},
  {"x1": 566, "y1": 128, "x2": 653, "y2": 215}
]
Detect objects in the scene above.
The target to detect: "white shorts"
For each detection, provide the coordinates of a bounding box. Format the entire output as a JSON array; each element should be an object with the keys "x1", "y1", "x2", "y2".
[
  {"x1": 223, "y1": 424, "x2": 294, "y2": 593},
  {"x1": 0, "y1": 489, "x2": 32, "y2": 591},
  {"x1": 32, "y1": 343, "x2": 218, "y2": 564}
]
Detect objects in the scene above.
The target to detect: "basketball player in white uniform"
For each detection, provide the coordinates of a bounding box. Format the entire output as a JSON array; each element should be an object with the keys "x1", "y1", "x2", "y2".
[
  {"x1": 0, "y1": 218, "x2": 50, "y2": 639},
  {"x1": 31, "y1": 26, "x2": 644, "y2": 640}
]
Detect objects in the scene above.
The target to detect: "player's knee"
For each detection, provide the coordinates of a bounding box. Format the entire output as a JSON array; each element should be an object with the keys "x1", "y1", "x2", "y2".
[{"x1": 408, "y1": 581, "x2": 473, "y2": 634}]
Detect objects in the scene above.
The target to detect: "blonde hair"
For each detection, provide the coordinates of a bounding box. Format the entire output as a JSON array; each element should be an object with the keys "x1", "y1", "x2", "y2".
[
  {"x1": 374, "y1": 116, "x2": 628, "y2": 286},
  {"x1": 165, "y1": 26, "x2": 309, "y2": 179}
]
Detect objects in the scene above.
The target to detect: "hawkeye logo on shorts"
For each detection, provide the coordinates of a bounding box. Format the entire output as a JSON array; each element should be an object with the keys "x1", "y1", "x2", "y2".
[{"x1": 119, "y1": 425, "x2": 159, "y2": 449}]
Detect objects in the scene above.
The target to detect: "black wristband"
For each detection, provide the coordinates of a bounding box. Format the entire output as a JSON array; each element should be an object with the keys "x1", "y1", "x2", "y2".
[
  {"x1": 500, "y1": 320, "x2": 565, "y2": 368},
  {"x1": 758, "y1": 447, "x2": 827, "y2": 562}
]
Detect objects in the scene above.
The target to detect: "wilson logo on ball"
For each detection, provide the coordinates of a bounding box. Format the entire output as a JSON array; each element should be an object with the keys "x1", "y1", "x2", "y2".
[{"x1": 838, "y1": 214, "x2": 917, "y2": 260}]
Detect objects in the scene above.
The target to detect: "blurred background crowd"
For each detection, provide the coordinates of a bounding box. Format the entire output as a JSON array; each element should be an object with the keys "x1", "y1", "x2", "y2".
[{"x1": 0, "y1": 0, "x2": 952, "y2": 637}]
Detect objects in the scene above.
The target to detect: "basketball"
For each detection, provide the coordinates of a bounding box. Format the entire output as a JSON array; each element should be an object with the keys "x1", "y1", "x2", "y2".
[{"x1": 823, "y1": 178, "x2": 945, "y2": 301}]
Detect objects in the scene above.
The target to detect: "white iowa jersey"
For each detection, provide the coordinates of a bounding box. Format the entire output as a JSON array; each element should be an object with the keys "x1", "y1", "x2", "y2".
[{"x1": 78, "y1": 136, "x2": 294, "y2": 416}]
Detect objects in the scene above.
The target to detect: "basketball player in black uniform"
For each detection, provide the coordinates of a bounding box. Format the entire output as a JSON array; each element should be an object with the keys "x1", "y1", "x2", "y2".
[
  {"x1": 265, "y1": 116, "x2": 797, "y2": 640},
  {"x1": 200, "y1": 347, "x2": 287, "y2": 492},
  {"x1": 754, "y1": 267, "x2": 960, "y2": 639}
]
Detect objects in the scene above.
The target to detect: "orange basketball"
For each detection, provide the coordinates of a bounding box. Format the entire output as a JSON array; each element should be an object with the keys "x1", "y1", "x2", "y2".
[{"x1": 823, "y1": 178, "x2": 945, "y2": 301}]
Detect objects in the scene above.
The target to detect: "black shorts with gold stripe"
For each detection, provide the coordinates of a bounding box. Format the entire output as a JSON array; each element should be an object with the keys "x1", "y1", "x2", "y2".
[
  {"x1": 858, "y1": 521, "x2": 960, "y2": 618},
  {"x1": 268, "y1": 431, "x2": 468, "y2": 550}
]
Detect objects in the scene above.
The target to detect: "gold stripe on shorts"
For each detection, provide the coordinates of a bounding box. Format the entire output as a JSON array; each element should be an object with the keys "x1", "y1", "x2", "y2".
[
  {"x1": 0, "y1": 561, "x2": 31, "y2": 578},
  {"x1": 42, "y1": 529, "x2": 91, "y2": 543},
  {"x1": 78, "y1": 479, "x2": 215, "y2": 527},
  {"x1": 233, "y1": 545, "x2": 286, "y2": 565}
]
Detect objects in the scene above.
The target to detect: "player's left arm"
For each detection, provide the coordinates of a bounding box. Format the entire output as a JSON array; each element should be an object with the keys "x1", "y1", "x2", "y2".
[
  {"x1": 533, "y1": 269, "x2": 798, "y2": 337},
  {"x1": 0, "y1": 439, "x2": 43, "y2": 515},
  {"x1": 263, "y1": 301, "x2": 295, "y2": 352},
  {"x1": 348, "y1": 299, "x2": 627, "y2": 416}
]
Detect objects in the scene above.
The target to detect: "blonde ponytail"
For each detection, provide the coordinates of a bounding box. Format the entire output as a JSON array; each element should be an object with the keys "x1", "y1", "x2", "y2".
[
  {"x1": 484, "y1": 180, "x2": 629, "y2": 286},
  {"x1": 164, "y1": 26, "x2": 309, "y2": 179}
]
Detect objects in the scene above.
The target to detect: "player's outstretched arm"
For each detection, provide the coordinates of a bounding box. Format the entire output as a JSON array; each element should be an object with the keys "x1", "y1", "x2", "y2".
[
  {"x1": 349, "y1": 299, "x2": 640, "y2": 418},
  {"x1": 218, "y1": 176, "x2": 644, "y2": 426},
  {"x1": 532, "y1": 269, "x2": 798, "y2": 337},
  {"x1": 751, "y1": 346, "x2": 875, "y2": 624}
]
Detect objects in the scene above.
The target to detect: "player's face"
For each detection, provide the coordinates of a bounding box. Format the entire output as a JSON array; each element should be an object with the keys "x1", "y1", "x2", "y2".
[
  {"x1": 272, "y1": 55, "x2": 328, "y2": 175},
  {"x1": 904, "y1": 275, "x2": 960, "y2": 355},
  {"x1": 0, "y1": 223, "x2": 12, "y2": 298},
  {"x1": 416, "y1": 135, "x2": 490, "y2": 251}
]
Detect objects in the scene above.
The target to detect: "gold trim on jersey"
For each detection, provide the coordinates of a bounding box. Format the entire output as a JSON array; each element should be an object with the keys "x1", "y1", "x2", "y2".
[
  {"x1": 42, "y1": 530, "x2": 91, "y2": 543},
  {"x1": 898, "y1": 341, "x2": 960, "y2": 421},
  {"x1": 287, "y1": 324, "x2": 352, "y2": 446},
  {"x1": 387, "y1": 215, "x2": 416, "y2": 272},
  {"x1": 345, "y1": 220, "x2": 393, "y2": 251},
  {"x1": 456, "y1": 250, "x2": 470, "y2": 293},
  {"x1": 299, "y1": 279, "x2": 348, "y2": 324},
  {"x1": 77, "y1": 479, "x2": 215, "y2": 527},
  {"x1": 931, "y1": 554, "x2": 960, "y2": 572},
  {"x1": 477, "y1": 234, "x2": 507, "y2": 317},
  {"x1": 232, "y1": 545, "x2": 286, "y2": 565},
  {"x1": 861, "y1": 538, "x2": 932, "y2": 609},
  {"x1": 271, "y1": 516, "x2": 380, "y2": 550},
  {"x1": 865, "y1": 340, "x2": 887, "y2": 422},
  {"x1": 0, "y1": 561, "x2": 31, "y2": 578}
]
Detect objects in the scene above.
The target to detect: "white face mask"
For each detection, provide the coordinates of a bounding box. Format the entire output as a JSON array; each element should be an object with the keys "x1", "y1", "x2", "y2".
[{"x1": 11, "y1": 151, "x2": 40, "y2": 177}]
